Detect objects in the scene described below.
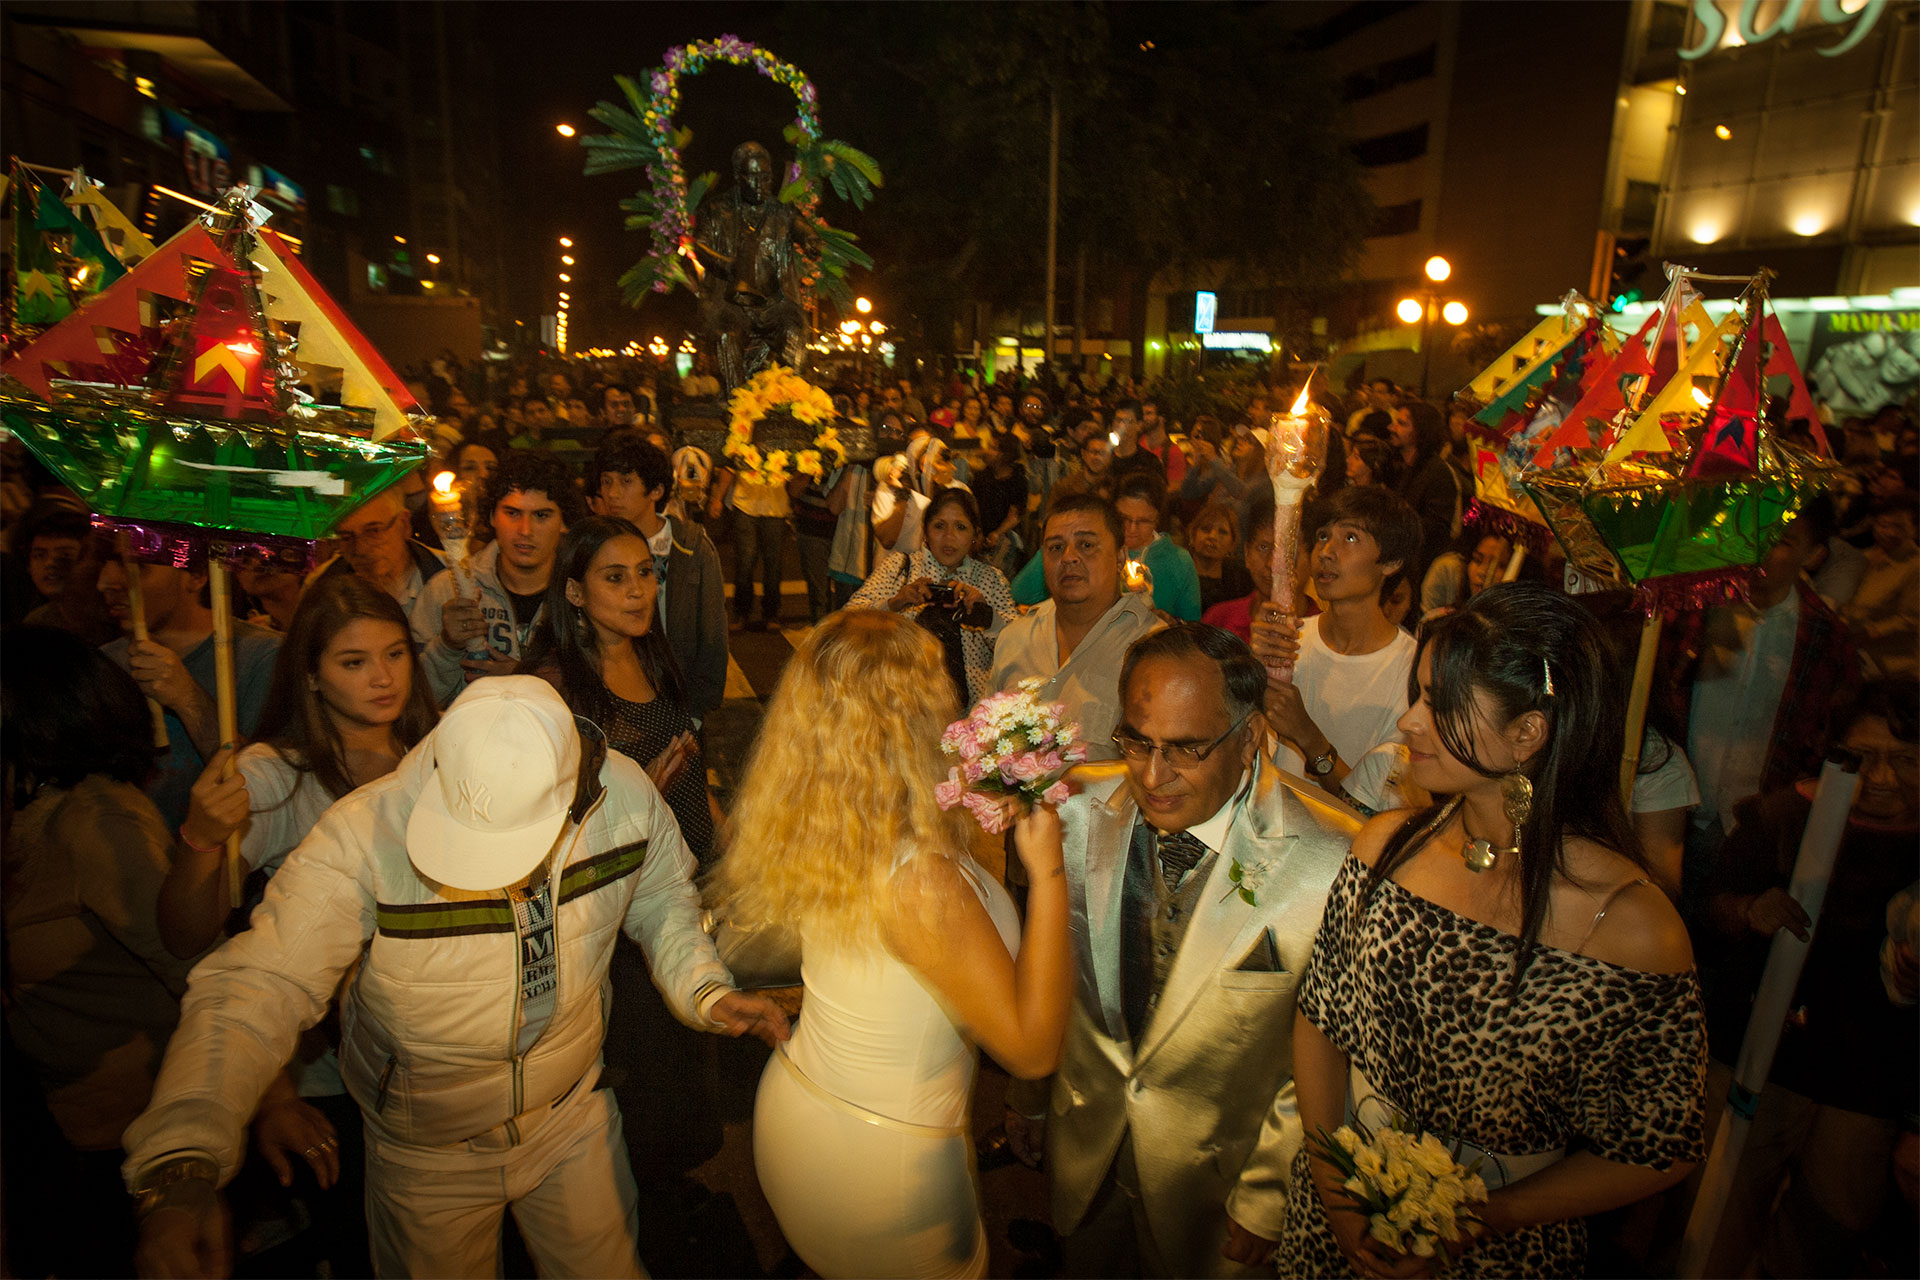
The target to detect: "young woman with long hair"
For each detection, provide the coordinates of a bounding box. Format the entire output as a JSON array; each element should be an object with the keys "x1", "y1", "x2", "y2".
[
  {"x1": 517, "y1": 515, "x2": 719, "y2": 865},
  {"x1": 516, "y1": 515, "x2": 731, "y2": 1186},
  {"x1": 1276, "y1": 583, "x2": 1707, "y2": 1278},
  {"x1": 712, "y1": 610, "x2": 1068, "y2": 1279},
  {"x1": 162, "y1": 575, "x2": 439, "y2": 955}
]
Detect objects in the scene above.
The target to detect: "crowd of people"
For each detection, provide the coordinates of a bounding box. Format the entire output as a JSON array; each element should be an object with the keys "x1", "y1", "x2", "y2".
[{"x1": 0, "y1": 346, "x2": 1915, "y2": 1280}]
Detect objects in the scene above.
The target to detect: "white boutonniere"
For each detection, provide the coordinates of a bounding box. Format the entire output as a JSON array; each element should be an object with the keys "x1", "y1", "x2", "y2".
[{"x1": 1226, "y1": 856, "x2": 1278, "y2": 906}]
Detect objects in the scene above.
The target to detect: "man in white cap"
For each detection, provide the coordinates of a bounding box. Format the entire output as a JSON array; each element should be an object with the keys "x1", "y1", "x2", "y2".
[{"x1": 123, "y1": 677, "x2": 789, "y2": 1278}]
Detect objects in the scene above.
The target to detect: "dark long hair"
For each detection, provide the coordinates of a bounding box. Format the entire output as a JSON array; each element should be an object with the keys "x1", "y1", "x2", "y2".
[
  {"x1": 253, "y1": 575, "x2": 440, "y2": 801},
  {"x1": 3, "y1": 625, "x2": 163, "y2": 807},
  {"x1": 1367, "y1": 582, "x2": 1642, "y2": 985},
  {"x1": 518, "y1": 516, "x2": 686, "y2": 729}
]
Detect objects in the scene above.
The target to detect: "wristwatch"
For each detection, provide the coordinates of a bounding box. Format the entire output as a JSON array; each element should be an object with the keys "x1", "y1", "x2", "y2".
[
  {"x1": 1309, "y1": 744, "x2": 1338, "y2": 776},
  {"x1": 129, "y1": 1154, "x2": 218, "y2": 1218}
]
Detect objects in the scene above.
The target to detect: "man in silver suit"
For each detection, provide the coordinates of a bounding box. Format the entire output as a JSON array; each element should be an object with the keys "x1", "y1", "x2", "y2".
[{"x1": 1032, "y1": 622, "x2": 1359, "y2": 1276}]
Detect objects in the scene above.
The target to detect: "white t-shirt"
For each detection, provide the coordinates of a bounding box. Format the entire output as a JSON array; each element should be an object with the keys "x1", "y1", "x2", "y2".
[
  {"x1": 236, "y1": 745, "x2": 336, "y2": 875},
  {"x1": 1276, "y1": 617, "x2": 1418, "y2": 813},
  {"x1": 871, "y1": 485, "x2": 930, "y2": 558},
  {"x1": 1688, "y1": 590, "x2": 1798, "y2": 829},
  {"x1": 1630, "y1": 730, "x2": 1701, "y2": 815}
]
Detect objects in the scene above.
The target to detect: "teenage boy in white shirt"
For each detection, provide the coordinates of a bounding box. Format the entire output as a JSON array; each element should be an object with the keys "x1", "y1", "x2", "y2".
[{"x1": 1247, "y1": 484, "x2": 1424, "y2": 814}]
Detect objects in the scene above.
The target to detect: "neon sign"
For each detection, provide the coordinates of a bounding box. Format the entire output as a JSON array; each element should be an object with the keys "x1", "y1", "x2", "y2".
[
  {"x1": 1194, "y1": 291, "x2": 1217, "y2": 335},
  {"x1": 1679, "y1": 0, "x2": 1887, "y2": 60}
]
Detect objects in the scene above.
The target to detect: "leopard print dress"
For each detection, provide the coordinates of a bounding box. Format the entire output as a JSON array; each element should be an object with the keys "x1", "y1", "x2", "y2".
[{"x1": 1274, "y1": 854, "x2": 1708, "y2": 1278}]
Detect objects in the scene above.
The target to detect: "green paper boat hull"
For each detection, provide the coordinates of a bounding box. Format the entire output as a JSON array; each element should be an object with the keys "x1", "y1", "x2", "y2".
[
  {"x1": 1, "y1": 395, "x2": 427, "y2": 539},
  {"x1": 1521, "y1": 455, "x2": 1832, "y2": 586}
]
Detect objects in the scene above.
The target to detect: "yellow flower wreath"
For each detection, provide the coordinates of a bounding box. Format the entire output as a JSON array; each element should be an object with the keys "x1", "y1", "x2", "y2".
[{"x1": 724, "y1": 365, "x2": 844, "y2": 487}]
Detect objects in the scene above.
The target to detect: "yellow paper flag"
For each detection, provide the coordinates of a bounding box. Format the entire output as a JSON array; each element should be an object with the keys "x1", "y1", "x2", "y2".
[
  {"x1": 64, "y1": 182, "x2": 156, "y2": 267},
  {"x1": 250, "y1": 234, "x2": 415, "y2": 441}
]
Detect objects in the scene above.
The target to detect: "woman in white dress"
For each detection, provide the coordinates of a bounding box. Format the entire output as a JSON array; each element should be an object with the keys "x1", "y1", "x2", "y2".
[{"x1": 710, "y1": 609, "x2": 1069, "y2": 1279}]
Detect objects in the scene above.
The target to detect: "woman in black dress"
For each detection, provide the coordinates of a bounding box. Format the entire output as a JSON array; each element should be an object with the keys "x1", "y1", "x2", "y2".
[{"x1": 519, "y1": 515, "x2": 726, "y2": 1190}]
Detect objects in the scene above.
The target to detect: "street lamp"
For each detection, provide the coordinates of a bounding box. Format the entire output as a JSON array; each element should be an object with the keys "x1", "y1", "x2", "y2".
[
  {"x1": 559, "y1": 236, "x2": 573, "y2": 248},
  {"x1": 1397, "y1": 256, "x2": 1468, "y2": 398},
  {"x1": 556, "y1": 123, "x2": 577, "y2": 138},
  {"x1": 855, "y1": 296, "x2": 872, "y2": 314}
]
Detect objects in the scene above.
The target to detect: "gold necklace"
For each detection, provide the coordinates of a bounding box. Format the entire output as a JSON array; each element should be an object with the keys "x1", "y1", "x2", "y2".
[{"x1": 1457, "y1": 774, "x2": 1532, "y2": 873}]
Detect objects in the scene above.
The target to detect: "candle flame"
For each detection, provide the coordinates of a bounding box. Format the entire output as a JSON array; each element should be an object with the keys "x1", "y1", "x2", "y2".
[
  {"x1": 1289, "y1": 384, "x2": 1312, "y2": 416},
  {"x1": 1690, "y1": 385, "x2": 1713, "y2": 410},
  {"x1": 433, "y1": 470, "x2": 456, "y2": 496}
]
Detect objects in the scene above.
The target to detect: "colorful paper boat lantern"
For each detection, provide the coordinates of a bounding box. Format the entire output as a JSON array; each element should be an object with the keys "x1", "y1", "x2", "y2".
[
  {"x1": 1513, "y1": 268, "x2": 1840, "y2": 598},
  {"x1": 0, "y1": 186, "x2": 427, "y2": 543}
]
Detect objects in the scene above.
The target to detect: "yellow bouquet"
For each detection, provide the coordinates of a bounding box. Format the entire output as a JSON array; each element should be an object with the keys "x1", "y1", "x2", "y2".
[{"x1": 1309, "y1": 1118, "x2": 1488, "y2": 1266}]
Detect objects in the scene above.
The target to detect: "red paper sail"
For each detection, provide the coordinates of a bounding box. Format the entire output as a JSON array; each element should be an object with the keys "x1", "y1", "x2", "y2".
[
  {"x1": 1686, "y1": 313, "x2": 1763, "y2": 479},
  {"x1": 1761, "y1": 312, "x2": 1829, "y2": 456},
  {"x1": 1536, "y1": 309, "x2": 1663, "y2": 463},
  {"x1": 157, "y1": 263, "x2": 277, "y2": 421},
  {"x1": 1, "y1": 225, "x2": 222, "y2": 399}
]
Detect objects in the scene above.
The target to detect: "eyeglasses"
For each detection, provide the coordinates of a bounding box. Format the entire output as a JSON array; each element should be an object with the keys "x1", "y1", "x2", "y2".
[
  {"x1": 1111, "y1": 711, "x2": 1253, "y2": 769},
  {"x1": 332, "y1": 513, "x2": 408, "y2": 547}
]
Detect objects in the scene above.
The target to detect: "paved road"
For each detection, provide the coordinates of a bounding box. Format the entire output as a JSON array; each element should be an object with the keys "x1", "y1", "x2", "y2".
[{"x1": 662, "y1": 593, "x2": 1055, "y2": 1280}]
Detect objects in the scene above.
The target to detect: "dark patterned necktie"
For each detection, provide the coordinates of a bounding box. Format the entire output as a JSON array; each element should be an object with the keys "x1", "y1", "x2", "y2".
[{"x1": 1157, "y1": 830, "x2": 1209, "y2": 885}]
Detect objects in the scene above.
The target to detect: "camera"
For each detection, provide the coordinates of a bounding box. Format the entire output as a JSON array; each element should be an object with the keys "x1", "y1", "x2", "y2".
[{"x1": 926, "y1": 581, "x2": 958, "y2": 608}]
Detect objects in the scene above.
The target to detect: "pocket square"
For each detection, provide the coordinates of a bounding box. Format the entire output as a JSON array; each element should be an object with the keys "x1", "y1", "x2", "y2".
[{"x1": 1234, "y1": 928, "x2": 1284, "y2": 973}]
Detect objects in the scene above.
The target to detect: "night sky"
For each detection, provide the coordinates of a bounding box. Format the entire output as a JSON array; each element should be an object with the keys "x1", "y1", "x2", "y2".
[{"x1": 492, "y1": 2, "x2": 852, "y2": 350}]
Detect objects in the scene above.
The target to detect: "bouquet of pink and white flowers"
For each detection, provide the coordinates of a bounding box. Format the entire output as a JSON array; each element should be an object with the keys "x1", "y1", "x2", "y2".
[
  {"x1": 936, "y1": 679, "x2": 1085, "y2": 834},
  {"x1": 1310, "y1": 1117, "x2": 1488, "y2": 1266}
]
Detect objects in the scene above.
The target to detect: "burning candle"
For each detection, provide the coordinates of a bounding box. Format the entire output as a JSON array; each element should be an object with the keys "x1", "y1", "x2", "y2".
[
  {"x1": 429, "y1": 470, "x2": 464, "y2": 530},
  {"x1": 428, "y1": 472, "x2": 486, "y2": 656},
  {"x1": 1264, "y1": 383, "x2": 1330, "y2": 683},
  {"x1": 1123, "y1": 557, "x2": 1153, "y2": 596}
]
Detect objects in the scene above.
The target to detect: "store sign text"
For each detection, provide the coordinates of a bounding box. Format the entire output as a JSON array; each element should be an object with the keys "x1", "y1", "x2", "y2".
[
  {"x1": 1680, "y1": 0, "x2": 1887, "y2": 60},
  {"x1": 1201, "y1": 332, "x2": 1272, "y2": 351}
]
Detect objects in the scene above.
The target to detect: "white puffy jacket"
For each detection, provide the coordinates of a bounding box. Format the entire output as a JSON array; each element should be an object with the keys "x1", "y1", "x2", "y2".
[{"x1": 122, "y1": 737, "x2": 732, "y2": 1185}]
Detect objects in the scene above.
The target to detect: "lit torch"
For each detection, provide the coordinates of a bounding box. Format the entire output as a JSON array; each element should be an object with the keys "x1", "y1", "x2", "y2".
[
  {"x1": 1265, "y1": 383, "x2": 1330, "y2": 683},
  {"x1": 429, "y1": 471, "x2": 487, "y2": 658}
]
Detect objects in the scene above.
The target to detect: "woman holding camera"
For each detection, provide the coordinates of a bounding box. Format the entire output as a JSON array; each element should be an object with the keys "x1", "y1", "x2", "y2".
[{"x1": 847, "y1": 487, "x2": 1016, "y2": 705}]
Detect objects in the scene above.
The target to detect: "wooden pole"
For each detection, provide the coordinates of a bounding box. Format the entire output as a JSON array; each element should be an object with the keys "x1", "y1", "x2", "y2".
[
  {"x1": 1677, "y1": 753, "x2": 1863, "y2": 1276},
  {"x1": 118, "y1": 542, "x2": 170, "y2": 750},
  {"x1": 207, "y1": 559, "x2": 243, "y2": 908},
  {"x1": 1499, "y1": 541, "x2": 1527, "y2": 584},
  {"x1": 1618, "y1": 609, "x2": 1663, "y2": 806}
]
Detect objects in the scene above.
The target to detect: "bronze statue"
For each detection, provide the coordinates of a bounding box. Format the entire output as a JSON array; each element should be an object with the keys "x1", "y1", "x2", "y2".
[{"x1": 695, "y1": 142, "x2": 812, "y2": 394}]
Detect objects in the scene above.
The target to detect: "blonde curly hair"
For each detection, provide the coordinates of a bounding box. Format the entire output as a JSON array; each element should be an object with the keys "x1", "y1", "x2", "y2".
[{"x1": 707, "y1": 610, "x2": 970, "y2": 943}]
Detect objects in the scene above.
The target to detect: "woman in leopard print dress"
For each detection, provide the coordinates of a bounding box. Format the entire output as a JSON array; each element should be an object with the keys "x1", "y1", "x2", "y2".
[{"x1": 1275, "y1": 585, "x2": 1707, "y2": 1278}]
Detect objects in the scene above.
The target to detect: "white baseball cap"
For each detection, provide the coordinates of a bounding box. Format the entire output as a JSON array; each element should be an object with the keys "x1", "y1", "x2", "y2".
[{"x1": 407, "y1": 677, "x2": 582, "y2": 890}]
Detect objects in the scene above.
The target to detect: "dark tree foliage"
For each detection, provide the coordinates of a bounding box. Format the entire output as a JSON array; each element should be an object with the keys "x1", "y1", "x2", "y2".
[{"x1": 778, "y1": 2, "x2": 1373, "y2": 316}]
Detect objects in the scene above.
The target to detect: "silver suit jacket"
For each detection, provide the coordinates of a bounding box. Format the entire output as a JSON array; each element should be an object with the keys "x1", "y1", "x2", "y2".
[{"x1": 1047, "y1": 748, "x2": 1358, "y2": 1277}]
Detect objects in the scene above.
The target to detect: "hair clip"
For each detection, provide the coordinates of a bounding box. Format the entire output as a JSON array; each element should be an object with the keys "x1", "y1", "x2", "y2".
[{"x1": 1541, "y1": 656, "x2": 1556, "y2": 697}]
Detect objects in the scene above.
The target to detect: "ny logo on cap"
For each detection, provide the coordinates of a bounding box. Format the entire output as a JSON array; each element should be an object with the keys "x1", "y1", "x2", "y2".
[{"x1": 455, "y1": 778, "x2": 493, "y2": 822}]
